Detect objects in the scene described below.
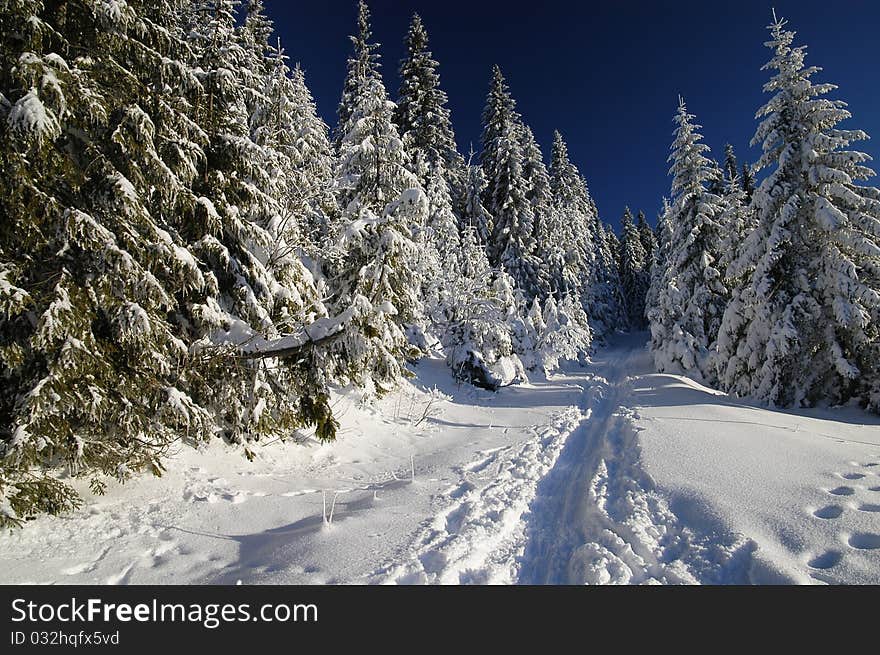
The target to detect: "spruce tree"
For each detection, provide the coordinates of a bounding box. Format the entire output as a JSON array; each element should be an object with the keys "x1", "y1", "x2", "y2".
[
  {"x1": 741, "y1": 162, "x2": 756, "y2": 201},
  {"x1": 185, "y1": 1, "x2": 336, "y2": 446},
  {"x1": 549, "y1": 130, "x2": 594, "y2": 301},
  {"x1": 637, "y1": 210, "x2": 658, "y2": 275},
  {"x1": 649, "y1": 98, "x2": 728, "y2": 383},
  {"x1": 619, "y1": 207, "x2": 650, "y2": 329},
  {"x1": 394, "y1": 14, "x2": 466, "y2": 211},
  {"x1": 707, "y1": 158, "x2": 726, "y2": 198},
  {"x1": 717, "y1": 15, "x2": 880, "y2": 410},
  {"x1": 548, "y1": 130, "x2": 619, "y2": 336},
  {"x1": 519, "y1": 125, "x2": 553, "y2": 232},
  {"x1": 285, "y1": 63, "x2": 339, "y2": 251},
  {"x1": 392, "y1": 14, "x2": 470, "y2": 341},
  {"x1": 480, "y1": 66, "x2": 546, "y2": 300},
  {"x1": 591, "y1": 221, "x2": 626, "y2": 337},
  {"x1": 536, "y1": 294, "x2": 592, "y2": 373},
  {"x1": 722, "y1": 144, "x2": 739, "y2": 188},
  {"x1": 334, "y1": 0, "x2": 380, "y2": 150},
  {"x1": 329, "y1": 1, "x2": 426, "y2": 391},
  {"x1": 604, "y1": 225, "x2": 622, "y2": 277},
  {"x1": 462, "y1": 158, "x2": 494, "y2": 246},
  {"x1": 443, "y1": 225, "x2": 520, "y2": 389},
  {"x1": 240, "y1": 0, "x2": 273, "y2": 107},
  {"x1": 645, "y1": 198, "x2": 673, "y2": 340},
  {"x1": 0, "y1": 0, "x2": 216, "y2": 524},
  {"x1": 519, "y1": 124, "x2": 557, "y2": 299},
  {"x1": 716, "y1": 143, "x2": 753, "y2": 278}
]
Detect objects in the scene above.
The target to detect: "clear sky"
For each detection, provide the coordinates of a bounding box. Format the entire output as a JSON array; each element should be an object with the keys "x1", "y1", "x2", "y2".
[{"x1": 268, "y1": 0, "x2": 880, "y2": 230}]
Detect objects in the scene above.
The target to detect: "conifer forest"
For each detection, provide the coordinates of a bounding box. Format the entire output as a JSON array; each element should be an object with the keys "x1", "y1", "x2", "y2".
[{"x1": 1, "y1": 1, "x2": 878, "y2": 586}]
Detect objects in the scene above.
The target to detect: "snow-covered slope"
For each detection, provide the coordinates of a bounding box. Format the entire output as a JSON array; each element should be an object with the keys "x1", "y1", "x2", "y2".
[
  {"x1": 1, "y1": 335, "x2": 878, "y2": 584},
  {"x1": 0, "y1": 358, "x2": 591, "y2": 585},
  {"x1": 631, "y1": 357, "x2": 880, "y2": 584}
]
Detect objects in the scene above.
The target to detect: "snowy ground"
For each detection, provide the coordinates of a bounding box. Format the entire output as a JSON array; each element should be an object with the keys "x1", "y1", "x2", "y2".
[{"x1": 1, "y1": 335, "x2": 878, "y2": 585}]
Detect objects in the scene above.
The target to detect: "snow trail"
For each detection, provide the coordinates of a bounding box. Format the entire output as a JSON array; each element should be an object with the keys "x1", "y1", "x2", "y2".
[
  {"x1": 371, "y1": 405, "x2": 588, "y2": 584},
  {"x1": 517, "y1": 335, "x2": 754, "y2": 584},
  {"x1": 377, "y1": 334, "x2": 755, "y2": 585}
]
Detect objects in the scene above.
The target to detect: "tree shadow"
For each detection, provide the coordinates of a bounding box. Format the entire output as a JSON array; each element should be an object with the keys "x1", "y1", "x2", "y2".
[
  {"x1": 201, "y1": 478, "x2": 413, "y2": 584},
  {"x1": 406, "y1": 356, "x2": 590, "y2": 411},
  {"x1": 632, "y1": 374, "x2": 880, "y2": 429}
]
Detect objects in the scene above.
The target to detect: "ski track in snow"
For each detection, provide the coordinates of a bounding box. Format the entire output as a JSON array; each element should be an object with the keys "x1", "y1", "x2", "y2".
[
  {"x1": 370, "y1": 405, "x2": 588, "y2": 584},
  {"x1": 374, "y1": 339, "x2": 756, "y2": 585},
  {"x1": 517, "y1": 346, "x2": 755, "y2": 585}
]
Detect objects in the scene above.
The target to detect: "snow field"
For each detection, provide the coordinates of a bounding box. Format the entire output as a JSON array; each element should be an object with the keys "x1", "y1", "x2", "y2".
[
  {"x1": 632, "y1": 352, "x2": 880, "y2": 583},
  {"x1": 1, "y1": 337, "x2": 878, "y2": 585}
]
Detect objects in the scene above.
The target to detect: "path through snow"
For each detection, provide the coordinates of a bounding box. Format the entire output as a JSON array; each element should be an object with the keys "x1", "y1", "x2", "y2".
[{"x1": 375, "y1": 334, "x2": 755, "y2": 584}]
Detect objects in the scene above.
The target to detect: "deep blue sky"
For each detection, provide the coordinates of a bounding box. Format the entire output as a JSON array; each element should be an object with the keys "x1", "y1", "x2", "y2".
[{"x1": 267, "y1": 0, "x2": 880, "y2": 230}]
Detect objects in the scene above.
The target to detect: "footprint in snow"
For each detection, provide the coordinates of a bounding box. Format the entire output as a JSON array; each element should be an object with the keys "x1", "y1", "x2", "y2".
[
  {"x1": 444, "y1": 503, "x2": 472, "y2": 534},
  {"x1": 827, "y1": 486, "x2": 855, "y2": 496},
  {"x1": 464, "y1": 455, "x2": 495, "y2": 474},
  {"x1": 838, "y1": 472, "x2": 866, "y2": 480},
  {"x1": 847, "y1": 533, "x2": 880, "y2": 550},
  {"x1": 807, "y1": 550, "x2": 842, "y2": 570},
  {"x1": 857, "y1": 504, "x2": 880, "y2": 513},
  {"x1": 812, "y1": 505, "x2": 844, "y2": 520},
  {"x1": 446, "y1": 480, "x2": 475, "y2": 499}
]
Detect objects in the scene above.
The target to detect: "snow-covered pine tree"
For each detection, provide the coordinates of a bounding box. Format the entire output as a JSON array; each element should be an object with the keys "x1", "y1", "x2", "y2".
[
  {"x1": 519, "y1": 123, "x2": 558, "y2": 299},
  {"x1": 334, "y1": 0, "x2": 380, "y2": 151},
  {"x1": 486, "y1": 270, "x2": 529, "y2": 385},
  {"x1": 391, "y1": 13, "x2": 470, "y2": 344},
  {"x1": 637, "y1": 210, "x2": 658, "y2": 277},
  {"x1": 247, "y1": 28, "x2": 339, "y2": 278},
  {"x1": 394, "y1": 14, "x2": 467, "y2": 213},
  {"x1": 442, "y1": 223, "x2": 522, "y2": 389},
  {"x1": 415, "y1": 165, "x2": 458, "y2": 346},
  {"x1": 247, "y1": 44, "x2": 306, "y2": 258},
  {"x1": 714, "y1": 145, "x2": 747, "y2": 280},
  {"x1": 741, "y1": 162, "x2": 756, "y2": 201},
  {"x1": 242, "y1": 0, "x2": 273, "y2": 61},
  {"x1": 480, "y1": 66, "x2": 546, "y2": 300},
  {"x1": 515, "y1": 296, "x2": 545, "y2": 370},
  {"x1": 462, "y1": 157, "x2": 494, "y2": 246},
  {"x1": 519, "y1": 125, "x2": 552, "y2": 219},
  {"x1": 520, "y1": 289, "x2": 591, "y2": 373},
  {"x1": 716, "y1": 15, "x2": 880, "y2": 410},
  {"x1": 548, "y1": 131, "x2": 589, "y2": 296},
  {"x1": 619, "y1": 207, "x2": 650, "y2": 329},
  {"x1": 716, "y1": 143, "x2": 753, "y2": 277},
  {"x1": 186, "y1": 1, "x2": 336, "y2": 445},
  {"x1": 441, "y1": 147, "x2": 527, "y2": 387},
  {"x1": 722, "y1": 144, "x2": 739, "y2": 187},
  {"x1": 0, "y1": 0, "x2": 221, "y2": 525},
  {"x1": 604, "y1": 224, "x2": 622, "y2": 276},
  {"x1": 530, "y1": 294, "x2": 592, "y2": 373},
  {"x1": 556, "y1": 293, "x2": 593, "y2": 357},
  {"x1": 649, "y1": 98, "x2": 728, "y2": 384},
  {"x1": 645, "y1": 198, "x2": 673, "y2": 341},
  {"x1": 265, "y1": 58, "x2": 338, "y2": 257},
  {"x1": 328, "y1": 2, "x2": 426, "y2": 391},
  {"x1": 239, "y1": 0, "x2": 273, "y2": 101},
  {"x1": 548, "y1": 130, "x2": 610, "y2": 334},
  {"x1": 591, "y1": 221, "x2": 626, "y2": 338},
  {"x1": 707, "y1": 158, "x2": 725, "y2": 198}
]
